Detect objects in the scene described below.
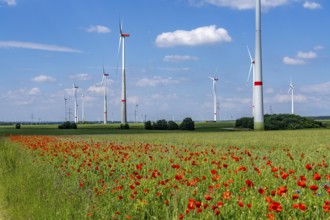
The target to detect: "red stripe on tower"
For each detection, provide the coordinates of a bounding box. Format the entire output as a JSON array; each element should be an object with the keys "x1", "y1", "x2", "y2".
[
  {"x1": 121, "y1": 100, "x2": 126, "y2": 102},
  {"x1": 254, "y1": 81, "x2": 263, "y2": 86}
]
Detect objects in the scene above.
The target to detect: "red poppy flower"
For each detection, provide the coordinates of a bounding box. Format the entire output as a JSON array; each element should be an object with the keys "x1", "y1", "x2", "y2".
[
  {"x1": 305, "y1": 164, "x2": 312, "y2": 170},
  {"x1": 297, "y1": 180, "x2": 306, "y2": 188},
  {"x1": 205, "y1": 194, "x2": 212, "y2": 201},
  {"x1": 323, "y1": 200, "x2": 330, "y2": 212},
  {"x1": 211, "y1": 169, "x2": 217, "y2": 174},
  {"x1": 313, "y1": 172, "x2": 321, "y2": 180},
  {"x1": 246, "y1": 179, "x2": 254, "y2": 188},
  {"x1": 178, "y1": 213, "x2": 184, "y2": 219},
  {"x1": 281, "y1": 172, "x2": 289, "y2": 180},
  {"x1": 309, "y1": 185, "x2": 318, "y2": 191},
  {"x1": 268, "y1": 201, "x2": 282, "y2": 212},
  {"x1": 214, "y1": 209, "x2": 220, "y2": 215},
  {"x1": 292, "y1": 194, "x2": 299, "y2": 200},
  {"x1": 258, "y1": 188, "x2": 265, "y2": 195},
  {"x1": 238, "y1": 201, "x2": 244, "y2": 207},
  {"x1": 299, "y1": 203, "x2": 306, "y2": 212}
]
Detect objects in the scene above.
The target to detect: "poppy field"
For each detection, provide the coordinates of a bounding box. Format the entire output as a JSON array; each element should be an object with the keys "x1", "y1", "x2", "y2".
[{"x1": 1, "y1": 130, "x2": 330, "y2": 219}]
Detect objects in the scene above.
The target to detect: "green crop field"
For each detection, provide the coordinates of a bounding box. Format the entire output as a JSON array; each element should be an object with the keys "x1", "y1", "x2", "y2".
[{"x1": 0, "y1": 123, "x2": 329, "y2": 219}]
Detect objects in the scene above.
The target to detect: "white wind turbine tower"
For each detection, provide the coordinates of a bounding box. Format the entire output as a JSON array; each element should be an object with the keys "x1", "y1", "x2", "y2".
[
  {"x1": 102, "y1": 66, "x2": 109, "y2": 124},
  {"x1": 254, "y1": 0, "x2": 265, "y2": 130},
  {"x1": 247, "y1": 46, "x2": 255, "y2": 116},
  {"x1": 118, "y1": 19, "x2": 130, "y2": 125},
  {"x1": 73, "y1": 84, "x2": 79, "y2": 123},
  {"x1": 81, "y1": 94, "x2": 85, "y2": 123},
  {"x1": 288, "y1": 79, "x2": 295, "y2": 114},
  {"x1": 209, "y1": 76, "x2": 219, "y2": 122}
]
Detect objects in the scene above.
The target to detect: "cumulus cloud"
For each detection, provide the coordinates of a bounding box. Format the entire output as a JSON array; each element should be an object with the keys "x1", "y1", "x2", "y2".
[
  {"x1": 28, "y1": 87, "x2": 41, "y2": 95},
  {"x1": 313, "y1": 45, "x2": 324, "y2": 50},
  {"x1": 189, "y1": 0, "x2": 290, "y2": 10},
  {"x1": 301, "y1": 82, "x2": 330, "y2": 95},
  {"x1": 69, "y1": 73, "x2": 91, "y2": 81},
  {"x1": 85, "y1": 25, "x2": 110, "y2": 33},
  {"x1": 273, "y1": 93, "x2": 307, "y2": 103},
  {"x1": 3, "y1": 0, "x2": 16, "y2": 6},
  {"x1": 32, "y1": 75, "x2": 56, "y2": 83},
  {"x1": 283, "y1": 56, "x2": 306, "y2": 65},
  {"x1": 155, "y1": 25, "x2": 232, "y2": 47},
  {"x1": 0, "y1": 41, "x2": 82, "y2": 53},
  {"x1": 297, "y1": 51, "x2": 317, "y2": 59},
  {"x1": 136, "y1": 76, "x2": 181, "y2": 87},
  {"x1": 283, "y1": 50, "x2": 317, "y2": 65},
  {"x1": 87, "y1": 84, "x2": 103, "y2": 94},
  {"x1": 303, "y1": 1, "x2": 321, "y2": 9},
  {"x1": 163, "y1": 55, "x2": 198, "y2": 62}
]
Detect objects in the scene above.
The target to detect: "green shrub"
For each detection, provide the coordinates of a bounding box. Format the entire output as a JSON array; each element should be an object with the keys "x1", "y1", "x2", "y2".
[
  {"x1": 235, "y1": 114, "x2": 324, "y2": 130},
  {"x1": 144, "y1": 121, "x2": 152, "y2": 130},
  {"x1": 153, "y1": 119, "x2": 168, "y2": 130},
  {"x1": 15, "y1": 124, "x2": 21, "y2": 129},
  {"x1": 168, "y1": 121, "x2": 179, "y2": 130},
  {"x1": 179, "y1": 117, "x2": 195, "y2": 130},
  {"x1": 119, "y1": 124, "x2": 130, "y2": 129},
  {"x1": 58, "y1": 121, "x2": 77, "y2": 129}
]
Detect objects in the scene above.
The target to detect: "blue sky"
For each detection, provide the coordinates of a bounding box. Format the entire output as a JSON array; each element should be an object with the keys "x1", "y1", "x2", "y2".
[{"x1": 0, "y1": 0, "x2": 329, "y2": 122}]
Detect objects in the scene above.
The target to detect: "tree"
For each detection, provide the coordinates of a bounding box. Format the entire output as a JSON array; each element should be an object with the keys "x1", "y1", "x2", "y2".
[{"x1": 180, "y1": 117, "x2": 195, "y2": 130}]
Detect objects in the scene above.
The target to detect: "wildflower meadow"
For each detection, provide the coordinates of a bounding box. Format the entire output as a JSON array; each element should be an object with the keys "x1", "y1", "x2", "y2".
[{"x1": 1, "y1": 129, "x2": 330, "y2": 219}]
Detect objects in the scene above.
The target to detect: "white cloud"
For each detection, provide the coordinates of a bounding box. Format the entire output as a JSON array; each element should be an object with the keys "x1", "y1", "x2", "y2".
[
  {"x1": 28, "y1": 87, "x2": 41, "y2": 95},
  {"x1": 0, "y1": 41, "x2": 82, "y2": 53},
  {"x1": 87, "y1": 84, "x2": 103, "y2": 94},
  {"x1": 283, "y1": 56, "x2": 306, "y2": 65},
  {"x1": 32, "y1": 75, "x2": 56, "y2": 83},
  {"x1": 273, "y1": 93, "x2": 307, "y2": 103},
  {"x1": 163, "y1": 55, "x2": 198, "y2": 62},
  {"x1": 297, "y1": 51, "x2": 317, "y2": 59},
  {"x1": 189, "y1": 0, "x2": 290, "y2": 10},
  {"x1": 155, "y1": 25, "x2": 232, "y2": 47},
  {"x1": 69, "y1": 73, "x2": 91, "y2": 81},
  {"x1": 85, "y1": 25, "x2": 110, "y2": 33},
  {"x1": 3, "y1": 0, "x2": 16, "y2": 6},
  {"x1": 265, "y1": 87, "x2": 274, "y2": 94},
  {"x1": 303, "y1": 1, "x2": 321, "y2": 9},
  {"x1": 301, "y1": 82, "x2": 330, "y2": 95},
  {"x1": 136, "y1": 76, "x2": 181, "y2": 87},
  {"x1": 313, "y1": 45, "x2": 324, "y2": 50},
  {"x1": 283, "y1": 50, "x2": 317, "y2": 65}
]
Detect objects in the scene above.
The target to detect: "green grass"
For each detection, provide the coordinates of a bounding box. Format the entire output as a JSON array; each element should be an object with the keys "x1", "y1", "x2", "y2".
[{"x1": 0, "y1": 121, "x2": 236, "y2": 136}]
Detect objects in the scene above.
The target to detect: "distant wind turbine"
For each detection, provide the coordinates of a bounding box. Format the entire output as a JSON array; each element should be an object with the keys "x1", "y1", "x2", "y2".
[
  {"x1": 73, "y1": 84, "x2": 79, "y2": 123},
  {"x1": 81, "y1": 94, "x2": 85, "y2": 123},
  {"x1": 254, "y1": 0, "x2": 265, "y2": 130},
  {"x1": 247, "y1": 45, "x2": 255, "y2": 116},
  {"x1": 118, "y1": 18, "x2": 130, "y2": 125},
  {"x1": 64, "y1": 97, "x2": 68, "y2": 121},
  {"x1": 288, "y1": 79, "x2": 295, "y2": 114},
  {"x1": 102, "y1": 66, "x2": 109, "y2": 124},
  {"x1": 209, "y1": 75, "x2": 219, "y2": 122}
]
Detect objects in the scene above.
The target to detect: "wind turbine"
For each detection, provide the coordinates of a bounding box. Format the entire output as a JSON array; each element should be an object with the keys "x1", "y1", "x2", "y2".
[
  {"x1": 247, "y1": 45, "x2": 255, "y2": 116},
  {"x1": 254, "y1": 0, "x2": 264, "y2": 130},
  {"x1": 81, "y1": 94, "x2": 85, "y2": 123},
  {"x1": 288, "y1": 79, "x2": 294, "y2": 114},
  {"x1": 64, "y1": 97, "x2": 68, "y2": 121},
  {"x1": 118, "y1": 18, "x2": 130, "y2": 125},
  {"x1": 102, "y1": 66, "x2": 109, "y2": 124},
  {"x1": 209, "y1": 75, "x2": 219, "y2": 122},
  {"x1": 73, "y1": 84, "x2": 79, "y2": 123}
]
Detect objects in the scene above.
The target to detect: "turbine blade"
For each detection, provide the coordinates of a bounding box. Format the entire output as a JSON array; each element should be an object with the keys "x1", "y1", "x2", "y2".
[
  {"x1": 247, "y1": 64, "x2": 253, "y2": 83},
  {"x1": 119, "y1": 17, "x2": 123, "y2": 35},
  {"x1": 117, "y1": 36, "x2": 122, "y2": 56},
  {"x1": 247, "y1": 45, "x2": 253, "y2": 62}
]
